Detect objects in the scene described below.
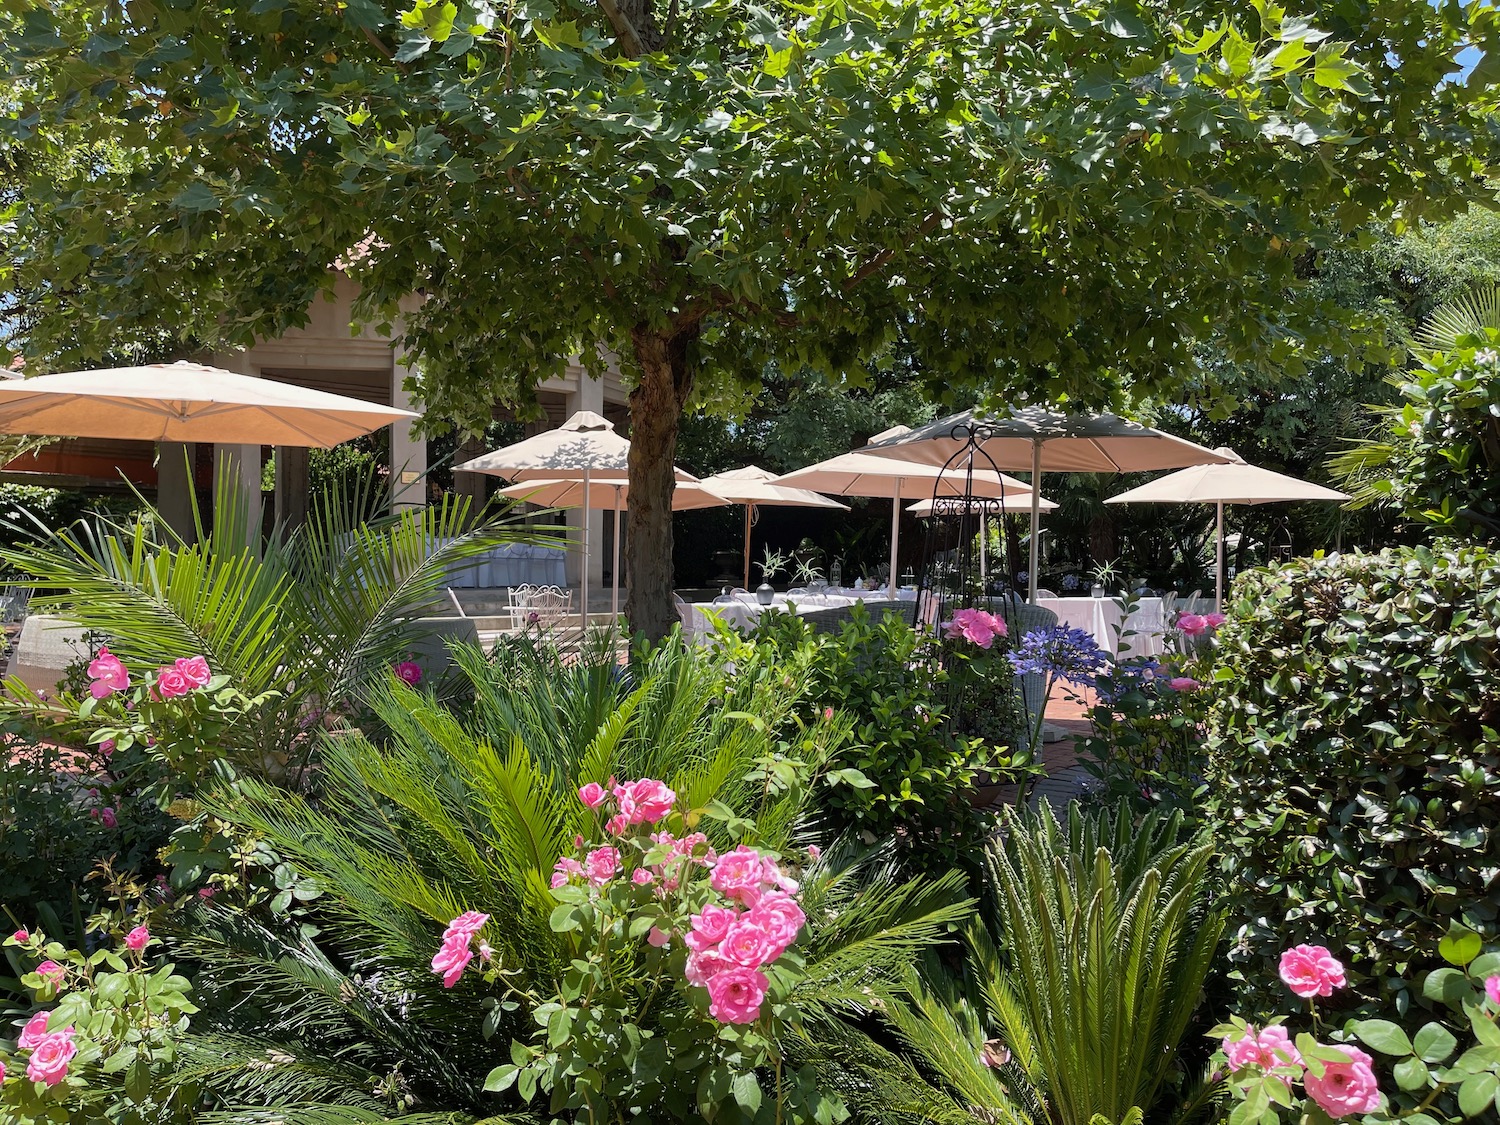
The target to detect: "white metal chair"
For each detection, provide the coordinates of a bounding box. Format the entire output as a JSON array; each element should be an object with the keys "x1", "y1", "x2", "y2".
[{"x1": 1033, "y1": 587, "x2": 1060, "y2": 599}]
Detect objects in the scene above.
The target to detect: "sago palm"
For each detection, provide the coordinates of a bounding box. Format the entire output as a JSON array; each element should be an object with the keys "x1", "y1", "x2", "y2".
[
  {"x1": 169, "y1": 637, "x2": 971, "y2": 1121},
  {"x1": 0, "y1": 467, "x2": 554, "y2": 765},
  {"x1": 830, "y1": 801, "x2": 1222, "y2": 1125}
]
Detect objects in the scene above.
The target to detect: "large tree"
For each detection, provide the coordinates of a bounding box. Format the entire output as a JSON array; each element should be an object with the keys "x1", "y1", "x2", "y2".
[{"x1": 3, "y1": 0, "x2": 1496, "y2": 637}]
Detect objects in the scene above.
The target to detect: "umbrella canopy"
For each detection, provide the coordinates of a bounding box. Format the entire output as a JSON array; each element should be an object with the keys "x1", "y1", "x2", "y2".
[
  {"x1": 1105, "y1": 447, "x2": 1349, "y2": 609},
  {"x1": 499, "y1": 477, "x2": 731, "y2": 616},
  {"x1": 777, "y1": 428, "x2": 1042, "y2": 596},
  {"x1": 858, "y1": 408, "x2": 1231, "y2": 601},
  {"x1": 455, "y1": 411, "x2": 696, "y2": 620},
  {"x1": 698, "y1": 465, "x2": 849, "y2": 590},
  {"x1": 906, "y1": 495, "x2": 1057, "y2": 515},
  {"x1": 0, "y1": 361, "x2": 417, "y2": 447},
  {"x1": 454, "y1": 410, "x2": 695, "y2": 482}
]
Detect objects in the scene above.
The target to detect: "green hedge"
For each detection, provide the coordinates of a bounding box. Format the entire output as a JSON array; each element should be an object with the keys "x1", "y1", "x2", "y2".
[{"x1": 1206, "y1": 542, "x2": 1500, "y2": 1019}]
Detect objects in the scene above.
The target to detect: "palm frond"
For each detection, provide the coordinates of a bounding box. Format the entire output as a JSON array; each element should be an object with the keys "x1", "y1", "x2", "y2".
[{"x1": 1411, "y1": 283, "x2": 1500, "y2": 353}]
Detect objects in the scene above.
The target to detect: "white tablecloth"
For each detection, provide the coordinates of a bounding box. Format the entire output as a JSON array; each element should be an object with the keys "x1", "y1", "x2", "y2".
[
  {"x1": 1033, "y1": 596, "x2": 1170, "y2": 658},
  {"x1": 690, "y1": 592, "x2": 860, "y2": 631}
]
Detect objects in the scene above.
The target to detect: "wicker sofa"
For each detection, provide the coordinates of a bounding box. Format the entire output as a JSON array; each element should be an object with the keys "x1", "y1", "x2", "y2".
[{"x1": 792, "y1": 600, "x2": 916, "y2": 635}]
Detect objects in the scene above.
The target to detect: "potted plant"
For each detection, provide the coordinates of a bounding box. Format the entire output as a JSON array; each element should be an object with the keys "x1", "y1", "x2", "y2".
[
  {"x1": 755, "y1": 546, "x2": 788, "y2": 604},
  {"x1": 1090, "y1": 558, "x2": 1121, "y2": 598}
]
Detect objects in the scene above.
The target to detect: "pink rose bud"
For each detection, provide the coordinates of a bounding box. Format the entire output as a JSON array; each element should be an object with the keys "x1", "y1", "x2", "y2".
[
  {"x1": 1168, "y1": 677, "x2": 1200, "y2": 692},
  {"x1": 35, "y1": 960, "x2": 66, "y2": 987},
  {"x1": 12, "y1": 929, "x2": 27, "y2": 942},
  {"x1": 124, "y1": 925, "x2": 150, "y2": 952},
  {"x1": 578, "y1": 782, "x2": 607, "y2": 809},
  {"x1": 1486, "y1": 975, "x2": 1500, "y2": 1007},
  {"x1": 806, "y1": 845, "x2": 821, "y2": 861},
  {"x1": 100, "y1": 807, "x2": 118, "y2": 829},
  {"x1": 198, "y1": 887, "x2": 216, "y2": 899},
  {"x1": 647, "y1": 926, "x2": 671, "y2": 948}
]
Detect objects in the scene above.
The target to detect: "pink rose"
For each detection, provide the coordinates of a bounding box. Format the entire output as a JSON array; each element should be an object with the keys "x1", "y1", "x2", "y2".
[
  {"x1": 124, "y1": 925, "x2": 150, "y2": 952},
  {"x1": 443, "y1": 911, "x2": 490, "y2": 943},
  {"x1": 34, "y1": 961, "x2": 65, "y2": 988},
  {"x1": 631, "y1": 868, "x2": 655, "y2": 886},
  {"x1": 430, "y1": 935, "x2": 473, "y2": 988},
  {"x1": 1176, "y1": 613, "x2": 1208, "y2": 636},
  {"x1": 1222, "y1": 1024, "x2": 1303, "y2": 1073},
  {"x1": 393, "y1": 661, "x2": 422, "y2": 686},
  {"x1": 706, "y1": 965, "x2": 769, "y2": 1024},
  {"x1": 552, "y1": 856, "x2": 583, "y2": 887},
  {"x1": 685, "y1": 949, "x2": 730, "y2": 987},
  {"x1": 98, "y1": 739, "x2": 115, "y2": 757},
  {"x1": 25, "y1": 1029, "x2": 76, "y2": 1086},
  {"x1": 806, "y1": 845, "x2": 821, "y2": 861},
  {"x1": 1487, "y1": 975, "x2": 1500, "y2": 1007},
  {"x1": 719, "y1": 918, "x2": 781, "y2": 968},
  {"x1": 87, "y1": 648, "x2": 130, "y2": 698},
  {"x1": 648, "y1": 926, "x2": 671, "y2": 948},
  {"x1": 606, "y1": 814, "x2": 629, "y2": 836},
  {"x1": 626, "y1": 778, "x2": 676, "y2": 824},
  {"x1": 478, "y1": 941, "x2": 494, "y2": 963},
  {"x1": 99, "y1": 806, "x2": 118, "y2": 829},
  {"x1": 174, "y1": 655, "x2": 212, "y2": 687},
  {"x1": 155, "y1": 665, "x2": 191, "y2": 699},
  {"x1": 746, "y1": 891, "x2": 806, "y2": 956},
  {"x1": 822, "y1": 706, "x2": 834, "y2": 721},
  {"x1": 197, "y1": 887, "x2": 216, "y2": 899},
  {"x1": 686, "y1": 904, "x2": 738, "y2": 952},
  {"x1": 1279, "y1": 944, "x2": 1346, "y2": 999},
  {"x1": 18, "y1": 1010, "x2": 54, "y2": 1050},
  {"x1": 1168, "y1": 677, "x2": 1200, "y2": 692},
  {"x1": 1204, "y1": 612, "x2": 1227, "y2": 628},
  {"x1": 944, "y1": 607, "x2": 1005, "y2": 649},
  {"x1": 1303, "y1": 1044, "x2": 1380, "y2": 1118},
  {"x1": 12, "y1": 929, "x2": 27, "y2": 942},
  {"x1": 578, "y1": 782, "x2": 607, "y2": 809},
  {"x1": 711, "y1": 845, "x2": 769, "y2": 907},
  {"x1": 585, "y1": 846, "x2": 621, "y2": 886}
]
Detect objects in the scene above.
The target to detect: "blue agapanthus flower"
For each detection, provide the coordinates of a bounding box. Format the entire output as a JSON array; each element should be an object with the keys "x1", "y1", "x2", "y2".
[
  {"x1": 1061, "y1": 573, "x2": 1082, "y2": 591},
  {"x1": 1007, "y1": 625, "x2": 1110, "y2": 687}
]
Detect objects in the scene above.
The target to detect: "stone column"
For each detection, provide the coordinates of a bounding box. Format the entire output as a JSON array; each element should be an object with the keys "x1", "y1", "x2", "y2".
[
  {"x1": 274, "y1": 445, "x2": 310, "y2": 533},
  {"x1": 157, "y1": 441, "x2": 197, "y2": 544},
  {"x1": 390, "y1": 355, "x2": 426, "y2": 511},
  {"x1": 213, "y1": 354, "x2": 264, "y2": 550}
]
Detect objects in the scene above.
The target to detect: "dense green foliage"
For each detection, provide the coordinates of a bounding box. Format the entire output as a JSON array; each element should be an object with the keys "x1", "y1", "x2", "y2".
[
  {"x1": 1334, "y1": 334, "x2": 1500, "y2": 540},
  {"x1": 736, "y1": 606, "x2": 1011, "y2": 869},
  {"x1": 7, "y1": 0, "x2": 1496, "y2": 636},
  {"x1": 1206, "y1": 544, "x2": 1500, "y2": 1022},
  {"x1": 144, "y1": 637, "x2": 966, "y2": 1122},
  {"x1": 815, "y1": 803, "x2": 1222, "y2": 1125}
]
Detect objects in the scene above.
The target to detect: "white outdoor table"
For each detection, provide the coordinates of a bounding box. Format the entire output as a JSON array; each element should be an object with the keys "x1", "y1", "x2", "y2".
[{"x1": 1033, "y1": 595, "x2": 1171, "y2": 658}]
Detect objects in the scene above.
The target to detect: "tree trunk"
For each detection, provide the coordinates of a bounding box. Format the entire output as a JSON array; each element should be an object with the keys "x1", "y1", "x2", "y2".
[{"x1": 626, "y1": 325, "x2": 698, "y2": 641}]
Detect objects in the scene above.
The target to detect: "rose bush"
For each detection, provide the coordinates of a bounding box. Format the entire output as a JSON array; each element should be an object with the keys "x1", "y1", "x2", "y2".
[
  {"x1": 1214, "y1": 934, "x2": 1500, "y2": 1125},
  {"x1": 477, "y1": 778, "x2": 839, "y2": 1124},
  {"x1": 0, "y1": 921, "x2": 197, "y2": 1124}
]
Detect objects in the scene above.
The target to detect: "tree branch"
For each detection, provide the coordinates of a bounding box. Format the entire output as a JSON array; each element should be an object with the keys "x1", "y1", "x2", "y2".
[
  {"x1": 595, "y1": 0, "x2": 649, "y2": 57},
  {"x1": 843, "y1": 211, "x2": 944, "y2": 293}
]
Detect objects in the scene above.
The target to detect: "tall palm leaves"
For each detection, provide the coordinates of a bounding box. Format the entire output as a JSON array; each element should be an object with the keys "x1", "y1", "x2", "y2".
[
  {"x1": 981, "y1": 803, "x2": 1222, "y2": 1125},
  {"x1": 836, "y1": 802, "x2": 1222, "y2": 1125},
  {"x1": 176, "y1": 638, "x2": 970, "y2": 1120},
  {"x1": 0, "y1": 468, "x2": 555, "y2": 761}
]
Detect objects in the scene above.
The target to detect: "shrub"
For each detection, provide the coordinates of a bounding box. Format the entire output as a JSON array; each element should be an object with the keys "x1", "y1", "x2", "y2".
[
  {"x1": 1205, "y1": 543, "x2": 1500, "y2": 1023},
  {"x1": 739, "y1": 606, "x2": 1010, "y2": 868},
  {"x1": 1213, "y1": 932, "x2": 1500, "y2": 1125}
]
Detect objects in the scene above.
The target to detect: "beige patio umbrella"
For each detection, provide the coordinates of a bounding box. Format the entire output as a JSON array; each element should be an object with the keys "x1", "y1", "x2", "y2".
[
  {"x1": 776, "y1": 427, "x2": 1043, "y2": 597},
  {"x1": 456, "y1": 412, "x2": 697, "y2": 618},
  {"x1": 498, "y1": 478, "x2": 731, "y2": 617},
  {"x1": 1105, "y1": 447, "x2": 1349, "y2": 611},
  {"x1": 860, "y1": 408, "x2": 1232, "y2": 602},
  {"x1": 698, "y1": 466, "x2": 849, "y2": 590},
  {"x1": 0, "y1": 361, "x2": 416, "y2": 446}
]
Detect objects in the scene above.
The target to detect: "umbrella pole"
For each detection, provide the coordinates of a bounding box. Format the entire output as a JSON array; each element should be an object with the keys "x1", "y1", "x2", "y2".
[
  {"x1": 612, "y1": 486, "x2": 623, "y2": 621},
  {"x1": 1028, "y1": 440, "x2": 1042, "y2": 603},
  {"x1": 743, "y1": 505, "x2": 752, "y2": 591},
  {"x1": 890, "y1": 487, "x2": 902, "y2": 598},
  {"x1": 581, "y1": 466, "x2": 591, "y2": 628},
  {"x1": 1216, "y1": 501, "x2": 1225, "y2": 613}
]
